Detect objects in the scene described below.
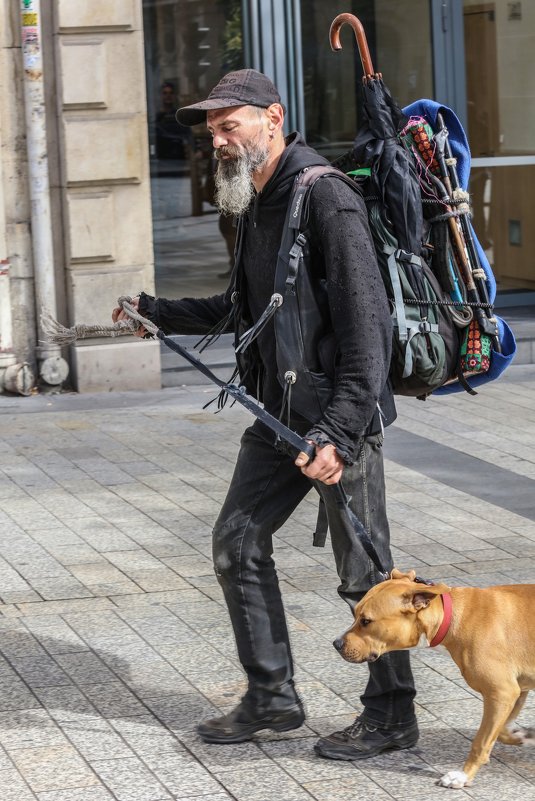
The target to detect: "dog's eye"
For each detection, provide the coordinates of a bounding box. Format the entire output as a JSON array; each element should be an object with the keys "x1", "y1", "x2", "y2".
[{"x1": 360, "y1": 617, "x2": 372, "y2": 627}]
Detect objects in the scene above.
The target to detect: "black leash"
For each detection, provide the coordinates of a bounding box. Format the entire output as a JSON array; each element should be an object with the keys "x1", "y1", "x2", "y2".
[
  {"x1": 42, "y1": 297, "x2": 391, "y2": 580},
  {"x1": 157, "y1": 330, "x2": 316, "y2": 462},
  {"x1": 118, "y1": 294, "x2": 389, "y2": 579},
  {"x1": 160, "y1": 332, "x2": 389, "y2": 578}
]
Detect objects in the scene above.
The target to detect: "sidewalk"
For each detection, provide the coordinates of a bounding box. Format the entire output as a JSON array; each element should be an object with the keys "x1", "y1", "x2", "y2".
[{"x1": 0, "y1": 364, "x2": 534, "y2": 801}]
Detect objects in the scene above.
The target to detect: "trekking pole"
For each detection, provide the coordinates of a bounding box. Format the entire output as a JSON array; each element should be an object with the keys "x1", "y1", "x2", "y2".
[
  {"x1": 434, "y1": 114, "x2": 501, "y2": 351},
  {"x1": 403, "y1": 121, "x2": 496, "y2": 330}
]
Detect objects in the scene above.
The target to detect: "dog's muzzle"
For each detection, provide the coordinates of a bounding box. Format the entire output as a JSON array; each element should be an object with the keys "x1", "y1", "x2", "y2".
[{"x1": 333, "y1": 637, "x2": 344, "y2": 652}]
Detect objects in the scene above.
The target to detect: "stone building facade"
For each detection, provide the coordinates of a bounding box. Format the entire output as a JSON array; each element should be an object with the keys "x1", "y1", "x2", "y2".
[
  {"x1": 1, "y1": 0, "x2": 160, "y2": 393},
  {"x1": 1, "y1": 0, "x2": 534, "y2": 394}
]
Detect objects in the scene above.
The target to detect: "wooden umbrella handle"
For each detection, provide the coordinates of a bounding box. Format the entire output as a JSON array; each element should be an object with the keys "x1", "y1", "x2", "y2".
[{"x1": 329, "y1": 13, "x2": 376, "y2": 79}]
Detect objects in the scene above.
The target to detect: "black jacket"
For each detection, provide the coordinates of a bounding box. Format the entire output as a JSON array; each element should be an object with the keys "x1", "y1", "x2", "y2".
[{"x1": 140, "y1": 133, "x2": 395, "y2": 463}]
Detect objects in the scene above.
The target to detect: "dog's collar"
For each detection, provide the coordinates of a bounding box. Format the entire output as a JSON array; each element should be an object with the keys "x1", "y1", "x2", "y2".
[{"x1": 429, "y1": 592, "x2": 453, "y2": 647}]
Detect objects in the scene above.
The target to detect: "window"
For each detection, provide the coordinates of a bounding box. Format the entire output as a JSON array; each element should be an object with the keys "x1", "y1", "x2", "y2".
[{"x1": 143, "y1": 0, "x2": 244, "y2": 297}]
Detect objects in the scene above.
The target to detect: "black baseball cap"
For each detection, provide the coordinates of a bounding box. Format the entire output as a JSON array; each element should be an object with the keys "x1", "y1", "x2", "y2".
[{"x1": 176, "y1": 69, "x2": 283, "y2": 126}]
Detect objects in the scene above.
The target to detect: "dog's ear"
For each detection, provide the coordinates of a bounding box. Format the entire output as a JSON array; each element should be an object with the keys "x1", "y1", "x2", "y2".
[
  {"x1": 404, "y1": 583, "x2": 451, "y2": 611},
  {"x1": 411, "y1": 591, "x2": 438, "y2": 610},
  {"x1": 390, "y1": 568, "x2": 417, "y2": 581}
]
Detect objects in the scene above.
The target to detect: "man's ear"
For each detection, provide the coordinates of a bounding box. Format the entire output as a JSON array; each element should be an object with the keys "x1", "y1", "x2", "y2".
[{"x1": 266, "y1": 103, "x2": 284, "y2": 130}]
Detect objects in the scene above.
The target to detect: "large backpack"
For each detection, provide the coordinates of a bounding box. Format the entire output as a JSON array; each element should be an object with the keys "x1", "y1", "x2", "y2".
[
  {"x1": 280, "y1": 104, "x2": 516, "y2": 399},
  {"x1": 282, "y1": 164, "x2": 464, "y2": 399}
]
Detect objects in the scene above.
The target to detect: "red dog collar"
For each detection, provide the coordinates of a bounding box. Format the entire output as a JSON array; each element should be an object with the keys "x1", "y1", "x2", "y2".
[{"x1": 429, "y1": 592, "x2": 453, "y2": 647}]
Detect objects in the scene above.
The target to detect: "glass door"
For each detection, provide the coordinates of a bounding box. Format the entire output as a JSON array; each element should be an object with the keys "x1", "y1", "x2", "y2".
[
  {"x1": 463, "y1": 1, "x2": 535, "y2": 296},
  {"x1": 142, "y1": 0, "x2": 244, "y2": 298},
  {"x1": 299, "y1": 0, "x2": 433, "y2": 160}
]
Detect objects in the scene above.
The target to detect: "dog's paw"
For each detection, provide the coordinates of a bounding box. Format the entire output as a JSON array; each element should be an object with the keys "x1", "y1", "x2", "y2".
[
  {"x1": 437, "y1": 770, "x2": 470, "y2": 789},
  {"x1": 512, "y1": 725, "x2": 535, "y2": 744}
]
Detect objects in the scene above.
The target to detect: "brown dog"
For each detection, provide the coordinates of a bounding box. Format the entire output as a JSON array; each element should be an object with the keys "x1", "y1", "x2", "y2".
[{"x1": 333, "y1": 568, "x2": 535, "y2": 788}]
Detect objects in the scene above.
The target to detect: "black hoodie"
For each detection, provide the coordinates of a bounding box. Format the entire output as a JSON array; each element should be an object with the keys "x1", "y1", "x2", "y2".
[{"x1": 140, "y1": 133, "x2": 395, "y2": 463}]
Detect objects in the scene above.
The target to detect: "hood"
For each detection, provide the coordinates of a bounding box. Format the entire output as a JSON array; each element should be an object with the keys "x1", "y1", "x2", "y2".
[{"x1": 251, "y1": 132, "x2": 331, "y2": 225}]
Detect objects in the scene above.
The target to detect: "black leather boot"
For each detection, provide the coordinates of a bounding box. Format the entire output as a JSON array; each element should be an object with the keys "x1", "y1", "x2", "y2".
[
  {"x1": 197, "y1": 698, "x2": 305, "y2": 744},
  {"x1": 315, "y1": 715, "x2": 419, "y2": 760}
]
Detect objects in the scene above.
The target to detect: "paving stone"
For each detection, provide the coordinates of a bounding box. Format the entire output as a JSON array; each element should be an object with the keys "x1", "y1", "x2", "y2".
[
  {"x1": 22, "y1": 618, "x2": 89, "y2": 655},
  {"x1": 61, "y1": 718, "x2": 134, "y2": 761},
  {"x1": 104, "y1": 551, "x2": 164, "y2": 571},
  {"x1": 214, "y1": 761, "x2": 316, "y2": 801},
  {"x1": 114, "y1": 661, "x2": 192, "y2": 699},
  {"x1": 9, "y1": 655, "x2": 71, "y2": 688},
  {"x1": 15, "y1": 599, "x2": 115, "y2": 617},
  {"x1": 89, "y1": 756, "x2": 172, "y2": 801},
  {"x1": 143, "y1": 539, "x2": 200, "y2": 558},
  {"x1": 186, "y1": 738, "x2": 272, "y2": 773},
  {"x1": 88, "y1": 581, "x2": 144, "y2": 597},
  {"x1": 143, "y1": 693, "x2": 219, "y2": 734},
  {"x1": 68, "y1": 563, "x2": 131, "y2": 586},
  {"x1": 0, "y1": 744, "x2": 13, "y2": 770},
  {"x1": 141, "y1": 753, "x2": 224, "y2": 796},
  {"x1": 0, "y1": 630, "x2": 47, "y2": 659},
  {"x1": 1, "y1": 368, "x2": 535, "y2": 799},
  {"x1": 122, "y1": 568, "x2": 191, "y2": 592},
  {"x1": 108, "y1": 714, "x2": 183, "y2": 756},
  {"x1": 261, "y1": 737, "x2": 364, "y2": 782},
  {"x1": 0, "y1": 710, "x2": 68, "y2": 751},
  {"x1": 172, "y1": 796, "x2": 232, "y2": 801},
  {"x1": 23, "y1": 578, "x2": 94, "y2": 602},
  {"x1": 0, "y1": 588, "x2": 42, "y2": 606},
  {"x1": 66, "y1": 520, "x2": 138, "y2": 552},
  {"x1": 32, "y1": 685, "x2": 99, "y2": 724},
  {"x1": 37, "y1": 787, "x2": 115, "y2": 801},
  {"x1": 28, "y1": 528, "x2": 85, "y2": 548},
  {"x1": 110, "y1": 589, "x2": 200, "y2": 607},
  {"x1": 76, "y1": 682, "x2": 148, "y2": 718},
  {"x1": 9, "y1": 744, "x2": 99, "y2": 793},
  {"x1": 43, "y1": 547, "x2": 107, "y2": 567},
  {"x1": 303, "y1": 776, "x2": 391, "y2": 801},
  {"x1": 53, "y1": 652, "x2": 116, "y2": 685},
  {"x1": 296, "y1": 680, "x2": 355, "y2": 718},
  {"x1": 0, "y1": 766, "x2": 38, "y2": 800}
]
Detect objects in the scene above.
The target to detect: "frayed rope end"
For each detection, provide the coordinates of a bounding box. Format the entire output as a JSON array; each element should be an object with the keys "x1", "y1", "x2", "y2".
[
  {"x1": 40, "y1": 309, "x2": 78, "y2": 345},
  {"x1": 40, "y1": 309, "x2": 136, "y2": 345}
]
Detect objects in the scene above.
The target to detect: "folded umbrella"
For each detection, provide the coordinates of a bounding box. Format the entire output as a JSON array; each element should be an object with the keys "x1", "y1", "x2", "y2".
[{"x1": 330, "y1": 13, "x2": 423, "y2": 259}]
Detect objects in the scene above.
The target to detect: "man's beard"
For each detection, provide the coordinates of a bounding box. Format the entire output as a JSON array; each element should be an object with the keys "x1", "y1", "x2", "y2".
[{"x1": 214, "y1": 140, "x2": 269, "y2": 216}]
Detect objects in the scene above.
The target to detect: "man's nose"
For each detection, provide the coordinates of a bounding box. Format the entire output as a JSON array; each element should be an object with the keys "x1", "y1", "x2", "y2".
[
  {"x1": 212, "y1": 133, "x2": 227, "y2": 148},
  {"x1": 333, "y1": 637, "x2": 344, "y2": 652}
]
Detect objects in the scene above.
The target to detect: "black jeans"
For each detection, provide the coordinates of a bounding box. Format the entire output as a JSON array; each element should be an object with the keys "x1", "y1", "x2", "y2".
[{"x1": 212, "y1": 421, "x2": 416, "y2": 728}]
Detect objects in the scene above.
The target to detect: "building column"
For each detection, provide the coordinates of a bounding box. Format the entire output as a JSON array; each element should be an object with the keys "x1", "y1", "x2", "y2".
[{"x1": 0, "y1": 1, "x2": 38, "y2": 378}]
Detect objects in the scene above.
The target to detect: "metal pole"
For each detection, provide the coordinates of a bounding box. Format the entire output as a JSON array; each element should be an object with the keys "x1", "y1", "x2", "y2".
[{"x1": 19, "y1": 0, "x2": 68, "y2": 385}]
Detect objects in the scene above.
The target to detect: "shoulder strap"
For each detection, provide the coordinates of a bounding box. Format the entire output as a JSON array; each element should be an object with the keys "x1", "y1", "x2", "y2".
[
  {"x1": 280, "y1": 165, "x2": 360, "y2": 295},
  {"x1": 288, "y1": 165, "x2": 360, "y2": 232}
]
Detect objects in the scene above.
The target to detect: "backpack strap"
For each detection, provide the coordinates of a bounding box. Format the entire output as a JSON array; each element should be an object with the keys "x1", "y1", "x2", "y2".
[
  {"x1": 289, "y1": 165, "x2": 361, "y2": 231},
  {"x1": 278, "y1": 168, "x2": 388, "y2": 573},
  {"x1": 280, "y1": 165, "x2": 361, "y2": 295}
]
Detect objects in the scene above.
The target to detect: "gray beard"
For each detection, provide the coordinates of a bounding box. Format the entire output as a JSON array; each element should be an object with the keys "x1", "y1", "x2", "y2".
[{"x1": 214, "y1": 142, "x2": 269, "y2": 216}]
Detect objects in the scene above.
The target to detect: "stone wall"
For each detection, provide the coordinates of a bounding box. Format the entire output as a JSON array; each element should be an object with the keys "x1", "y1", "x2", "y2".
[{"x1": 0, "y1": 1, "x2": 161, "y2": 393}]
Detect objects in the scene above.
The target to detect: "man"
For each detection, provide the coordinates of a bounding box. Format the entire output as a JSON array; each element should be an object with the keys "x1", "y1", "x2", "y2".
[
  {"x1": 155, "y1": 81, "x2": 187, "y2": 160},
  {"x1": 113, "y1": 69, "x2": 417, "y2": 759}
]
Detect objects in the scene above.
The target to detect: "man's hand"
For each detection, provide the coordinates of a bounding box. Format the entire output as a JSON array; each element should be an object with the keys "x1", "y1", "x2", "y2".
[
  {"x1": 111, "y1": 296, "x2": 147, "y2": 338},
  {"x1": 295, "y1": 442, "x2": 344, "y2": 485}
]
